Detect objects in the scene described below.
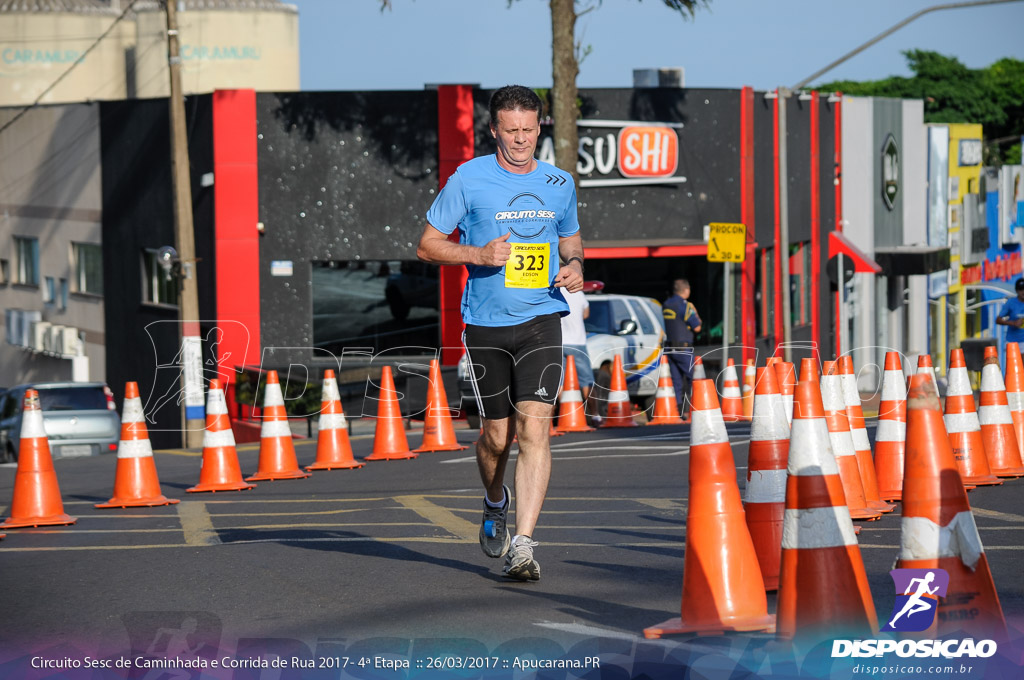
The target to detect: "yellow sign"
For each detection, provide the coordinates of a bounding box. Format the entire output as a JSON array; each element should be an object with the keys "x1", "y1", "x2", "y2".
[
  {"x1": 505, "y1": 242, "x2": 550, "y2": 288},
  {"x1": 707, "y1": 223, "x2": 746, "y2": 263}
]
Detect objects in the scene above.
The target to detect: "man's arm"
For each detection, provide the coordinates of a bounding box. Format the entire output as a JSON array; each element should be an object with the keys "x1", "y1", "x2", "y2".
[
  {"x1": 553, "y1": 231, "x2": 584, "y2": 292},
  {"x1": 416, "y1": 223, "x2": 511, "y2": 267}
]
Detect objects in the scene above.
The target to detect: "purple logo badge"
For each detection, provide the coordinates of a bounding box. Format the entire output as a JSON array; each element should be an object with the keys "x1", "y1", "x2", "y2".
[{"x1": 881, "y1": 568, "x2": 949, "y2": 632}]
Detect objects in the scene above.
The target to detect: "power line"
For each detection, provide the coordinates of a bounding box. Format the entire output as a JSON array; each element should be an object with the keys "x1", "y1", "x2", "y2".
[{"x1": 0, "y1": 0, "x2": 142, "y2": 138}]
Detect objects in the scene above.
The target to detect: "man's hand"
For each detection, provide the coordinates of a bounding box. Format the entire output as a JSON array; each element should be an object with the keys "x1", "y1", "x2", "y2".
[
  {"x1": 553, "y1": 260, "x2": 584, "y2": 293},
  {"x1": 478, "y1": 232, "x2": 512, "y2": 267}
]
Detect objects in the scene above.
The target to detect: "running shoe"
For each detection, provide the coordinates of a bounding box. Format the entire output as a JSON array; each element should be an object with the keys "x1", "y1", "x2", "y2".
[
  {"x1": 479, "y1": 485, "x2": 511, "y2": 558},
  {"x1": 502, "y1": 535, "x2": 540, "y2": 581}
]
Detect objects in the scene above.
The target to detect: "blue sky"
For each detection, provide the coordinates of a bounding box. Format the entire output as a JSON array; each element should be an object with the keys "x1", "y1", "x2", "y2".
[{"x1": 295, "y1": 0, "x2": 1024, "y2": 92}]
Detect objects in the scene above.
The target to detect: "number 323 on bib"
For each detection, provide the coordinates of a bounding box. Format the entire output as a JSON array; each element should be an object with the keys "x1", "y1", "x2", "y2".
[{"x1": 504, "y1": 242, "x2": 550, "y2": 289}]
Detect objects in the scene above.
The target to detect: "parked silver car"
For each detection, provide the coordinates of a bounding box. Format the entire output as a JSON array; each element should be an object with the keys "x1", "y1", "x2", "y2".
[{"x1": 0, "y1": 382, "x2": 121, "y2": 463}]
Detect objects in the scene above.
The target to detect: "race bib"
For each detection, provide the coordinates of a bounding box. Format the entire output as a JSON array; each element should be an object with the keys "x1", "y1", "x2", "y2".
[{"x1": 504, "y1": 242, "x2": 550, "y2": 289}]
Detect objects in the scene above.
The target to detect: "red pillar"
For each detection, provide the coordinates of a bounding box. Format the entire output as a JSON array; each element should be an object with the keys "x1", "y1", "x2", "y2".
[
  {"x1": 834, "y1": 94, "x2": 844, "y2": 356},
  {"x1": 772, "y1": 91, "x2": 784, "y2": 349},
  {"x1": 810, "y1": 92, "x2": 822, "y2": 350},
  {"x1": 740, "y1": 86, "x2": 756, "y2": 365},
  {"x1": 212, "y1": 89, "x2": 261, "y2": 411},
  {"x1": 437, "y1": 85, "x2": 475, "y2": 365}
]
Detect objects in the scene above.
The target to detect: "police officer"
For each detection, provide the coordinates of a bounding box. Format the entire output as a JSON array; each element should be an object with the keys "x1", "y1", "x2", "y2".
[{"x1": 663, "y1": 278, "x2": 702, "y2": 416}]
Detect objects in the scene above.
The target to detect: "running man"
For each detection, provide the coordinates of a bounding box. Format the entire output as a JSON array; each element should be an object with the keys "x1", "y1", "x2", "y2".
[
  {"x1": 417, "y1": 85, "x2": 584, "y2": 580},
  {"x1": 888, "y1": 571, "x2": 940, "y2": 628}
]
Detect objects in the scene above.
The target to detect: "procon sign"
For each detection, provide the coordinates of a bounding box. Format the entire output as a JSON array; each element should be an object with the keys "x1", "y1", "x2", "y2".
[{"x1": 538, "y1": 120, "x2": 685, "y2": 188}]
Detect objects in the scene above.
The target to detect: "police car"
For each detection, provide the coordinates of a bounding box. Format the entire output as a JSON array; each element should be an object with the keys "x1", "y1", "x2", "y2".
[{"x1": 456, "y1": 287, "x2": 665, "y2": 425}]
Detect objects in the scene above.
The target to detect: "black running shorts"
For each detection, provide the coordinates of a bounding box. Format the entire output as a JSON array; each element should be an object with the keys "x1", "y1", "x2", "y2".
[{"x1": 463, "y1": 313, "x2": 564, "y2": 419}]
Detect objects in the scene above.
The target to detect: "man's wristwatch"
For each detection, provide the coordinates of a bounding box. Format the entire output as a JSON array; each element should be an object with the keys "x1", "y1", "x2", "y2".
[{"x1": 565, "y1": 256, "x2": 584, "y2": 274}]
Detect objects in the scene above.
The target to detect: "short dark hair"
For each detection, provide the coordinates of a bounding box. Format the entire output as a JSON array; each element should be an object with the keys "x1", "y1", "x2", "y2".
[
  {"x1": 674, "y1": 278, "x2": 690, "y2": 293},
  {"x1": 489, "y1": 85, "x2": 542, "y2": 127},
  {"x1": 1016, "y1": 278, "x2": 1024, "y2": 291}
]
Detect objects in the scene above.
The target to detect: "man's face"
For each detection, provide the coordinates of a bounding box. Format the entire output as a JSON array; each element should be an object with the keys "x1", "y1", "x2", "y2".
[
  {"x1": 491, "y1": 108, "x2": 540, "y2": 171},
  {"x1": 1017, "y1": 287, "x2": 1024, "y2": 301}
]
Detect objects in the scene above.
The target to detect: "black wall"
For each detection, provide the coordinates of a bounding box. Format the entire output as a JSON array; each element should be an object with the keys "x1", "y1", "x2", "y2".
[{"x1": 100, "y1": 95, "x2": 216, "y2": 448}]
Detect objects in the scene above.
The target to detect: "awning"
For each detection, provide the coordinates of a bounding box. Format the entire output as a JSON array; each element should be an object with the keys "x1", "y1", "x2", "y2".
[
  {"x1": 873, "y1": 245, "x2": 950, "y2": 276},
  {"x1": 828, "y1": 231, "x2": 881, "y2": 274}
]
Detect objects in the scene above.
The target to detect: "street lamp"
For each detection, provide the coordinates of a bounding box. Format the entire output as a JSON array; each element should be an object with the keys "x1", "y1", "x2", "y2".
[{"x1": 775, "y1": 0, "x2": 1022, "y2": 363}]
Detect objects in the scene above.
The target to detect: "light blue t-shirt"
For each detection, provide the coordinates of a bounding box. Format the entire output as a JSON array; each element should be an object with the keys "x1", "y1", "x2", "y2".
[
  {"x1": 999, "y1": 296, "x2": 1024, "y2": 343},
  {"x1": 426, "y1": 155, "x2": 580, "y2": 327}
]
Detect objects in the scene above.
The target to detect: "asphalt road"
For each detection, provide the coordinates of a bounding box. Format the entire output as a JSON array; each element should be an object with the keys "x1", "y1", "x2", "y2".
[{"x1": 0, "y1": 420, "x2": 1022, "y2": 679}]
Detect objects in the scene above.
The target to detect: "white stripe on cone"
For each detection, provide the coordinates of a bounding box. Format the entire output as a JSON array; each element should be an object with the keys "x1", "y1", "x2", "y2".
[
  {"x1": 122, "y1": 397, "x2": 146, "y2": 424},
  {"x1": 750, "y1": 393, "x2": 790, "y2": 441},
  {"x1": 899, "y1": 511, "x2": 984, "y2": 570},
  {"x1": 117, "y1": 438, "x2": 153, "y2": 459},
  {"x1": 261, "y1": 420, "x2": 292, "y2": 438},
  {"x1": 881, "y1": 370, "x2": 907, "y2": 401},
  {"x1": 1007, "y1": 392, "x2": 1024, "y2": 411},
  {"x1": 944, "y1": 412, "x2": 981, "y2": 434},
  {"x1": 875, "y1": 420, "x2": 907, "y2": 442},
  {"x1": 946, "y1": 367, "x2": 972, "y2": 397},
  {"x1": 978, "y1": 406, "x2": 1014, "y2": 426},
  {"x1": 655, "y1": 386, "x2": 675, "y2": 399},
  {"x1": 783, "y1": 395, "x2": 794, "y2": 424},
  {"x1": 560, "y1": 391, "x2": 583, "y2": 403},
  {"x1": 263, "y1": 382, "x2": 285, "y2": 406},
  {"x1": 322, "y1": 377, "x2": 341, "y2": 402},
  {"x1": 745, "y1": 469, "x2": 787, "y2": 503},
  {"x1": 609, "y1": 390, "x2": 629, "y2": 403},
  {"x1": 691, "y1": 408, "x2": 728, "y2": 446},
  {"x1": 839, "y1": 372, "x2": 862, "y2": 408},
  {"x1": 782, "y1": 507, "x2": 858, "y2": 549},
  {"x1": 980, "y1": 364, "x2": 1008, "y2": 392},
  {"x1": 21, "y1": 405, "x2": 47, "y2": 439},
  {"x1": 203, "y1": 428, "x2": 236, "y2": 449},
  {"x1": 787, "y1": 418, "x2": 841, "y2": 477},
  {"x1": 207, "y1": 389, "x2": 229, "y2": 415},
  {"x1": 319, "y1": 412, "x2": 349, "y2": 430}
]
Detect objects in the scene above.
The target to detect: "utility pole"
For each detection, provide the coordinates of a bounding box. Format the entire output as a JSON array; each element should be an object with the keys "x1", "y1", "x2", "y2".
[{"x1": 165, "y1": 0, "x2": 205, "y2": 448}]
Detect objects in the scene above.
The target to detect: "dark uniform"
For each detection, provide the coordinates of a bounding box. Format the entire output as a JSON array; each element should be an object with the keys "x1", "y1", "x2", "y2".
[{"x1": 662, "y1": 295, "x2": 702, "y2": 410}]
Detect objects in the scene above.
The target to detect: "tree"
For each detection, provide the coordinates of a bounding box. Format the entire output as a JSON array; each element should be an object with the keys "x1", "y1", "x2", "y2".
[
  {"x1": 818, "y1": 50, "x2": 1024, "y2": 164},
  {"x1": 543, "y1": 0, "x2": 709, "y2": 181}
]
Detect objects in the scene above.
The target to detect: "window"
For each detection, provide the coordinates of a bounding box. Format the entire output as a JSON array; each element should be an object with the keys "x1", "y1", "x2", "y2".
[
  {"x1": 630, "y1": 300, "x2": 658, "y2": 335},
  {"x1": 142, "y1": 249, "x2": 179, "y2": 306},
  {"x1": 71, "y1": 242, "x2": 103, "y2": 295},
  {"x1": 755, "y1": 248, "x2": 775, "y2": 338},
  {"x1": 43, "y1": 276, "x2": 55, "y2": 304},
  {"x1": 59, "y1": 278, "x2": 68, "y2": 311},
  {"x1": 0, "y1": 258, "x2": 8, "y2": 285},
  {"x1": 789, "y1": 242, "x2": 811, "y2": 326},
  {"x1": 14, "y1": 236, "x2": 39, "y2": 285}
]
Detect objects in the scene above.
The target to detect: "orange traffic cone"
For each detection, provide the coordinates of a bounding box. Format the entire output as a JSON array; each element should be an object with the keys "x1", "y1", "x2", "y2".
[
  {"x1": 246, "y1": 371, "x2": 311, "y2": 481},
  {"x1": 741, "y1": 359, "x2": 756, "y2": 420},
  {"x1": 365, "y1": 366, "x2": 418, "y2": 461},
  {"x1": 944, "y1": 349, "x2": 1001, "y2": 487},
  {"x1": 1004, "y1": 342, "x2": 1024, "y2": 462},
  {"x1": 601, "y1": 354, "x2": 637, "y2": 428},
  {"x1": 96, "y1": 382, "x2": 179, "y2": 508},
  {"x1": 874, "y1": 351, "x2": 907, "y2": 502},
  {"x1": 897, "y1": 374, "x2": 1006, "y2": 640},
  {"x1": 776, "y1": 377, "x2": 878, "y2": 640},
  {"x1": 720, "y1": 358, "x2": 744, "y2": 422},
  {"x1": 414, "y1": 360, "x2": 468, "y2": 453},
  {"x1": 800, "y1": 357, "x2": 819, "y2": 384},
  {"x1": 649, "y1": 356, "x2": 683, "y2": 425},
  {"x1": 916, "y1": 354, "x2": 937, "y2": 383},
  {"x1": 188, "y1": 379, "x2": 255, "y2": 492},
  {"x1": 839, "y1": 355, "x2": 894, "y2": 513},
  {"x1": 307, "y1": 370, "x2": 365, "y2": 470},
  {"x1": 0, "y1": 390, "x2": 76, "y2": 528},
  {"x1": 978, "y1": 346, "x2": 1024, "y2": 476},
  {"x1": 692, "y1": 355, "x2": 707, "y2": 380},
  {"x1": 644, "y1": 379, "x2": 775, "y2": 638},
  {"x1": 775, "y1": 361, "x2": 796, "y2": 425},
  {"x1": 556, "y1": 355, "x2": 595, "y2": 432},
  {"x1": 744, "y1": 365, "x2": 790, "y2": 591},
  {"x1": 821, "y1": 363, "x2": 881, "y2": 522}
]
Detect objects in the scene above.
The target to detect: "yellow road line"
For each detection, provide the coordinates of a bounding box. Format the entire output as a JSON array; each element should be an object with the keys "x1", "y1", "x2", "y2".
[
  {"x1": 971, "y1": 507, "x2": 1024, "y2": 523},
  {"x1": 635, "y1": 499, "x2": 685, "y2": 510},
  {"x1": 177, "y1": 502, "x2": 222, "y2": 546},
  {"x1": 211, "y1": 506, "x2": 405, "y2": 518},
  {"x1": 217, "y1": 522, "x2": 435, "y2": 530},
  {"x1": 393, "y1": 495, "x2": 478, "y2": 541}
]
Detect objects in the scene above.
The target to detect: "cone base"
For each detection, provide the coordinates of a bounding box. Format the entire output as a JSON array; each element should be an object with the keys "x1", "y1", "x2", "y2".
[
  {"x1": 960, "y1": 475, "x2": 1002, "y2": 486},
  {"x1": 187, "y1": 481, "x2": 256, "y2": 493},
  {"x1": 305, "y1": 460, "x2": 365, "y2": 470},
  {"x1": 245, "y1": 470, "x2": 312, "y2": 481},
  {"x1": 868, "y1": 500, "x2": 897, "y2": 513},
  {"x1": 556, "y1": 425, "x2": 595, "y2": 433},
  {"x1": 364, "y1": 451, "x2": 418, "y2": 461},
  {"x1": 412, "y1": 443, "x2": 468, "y2": 453},
  {"x1": 643, "y1": 614, "x2": 776, "y2": 639},
  {"x1": 649, "y1": 415, "x2": 683, "y2": 425},
  {"x1": 878, "y1": 491, "x2": 902, "y2": 502},
  {"x1": 601, "y1": 418, "x2": 638, "y2": 428},
  {"x1": 96, "y1": 497, "x2": 180, "y2": 508},
  {"x1": 849, "y1": 507, "x2": 883, "y2": 521},
  {"x1": 991, "y1": 466, "x2": 1024, "y2": 477},
  {"x1": 0, "y1": 514, "x2": 76, "y2": 529}
]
